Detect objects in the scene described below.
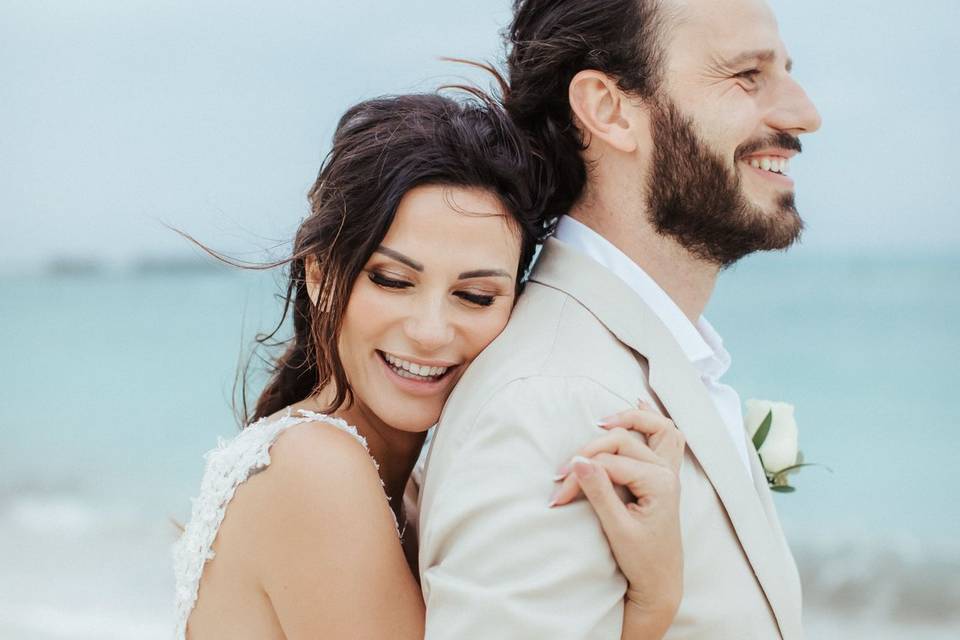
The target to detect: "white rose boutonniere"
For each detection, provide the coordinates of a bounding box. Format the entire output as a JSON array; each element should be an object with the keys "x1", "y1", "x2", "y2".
[{"x1": 744, "y1": 399, "x2": 815, "y2": 493}]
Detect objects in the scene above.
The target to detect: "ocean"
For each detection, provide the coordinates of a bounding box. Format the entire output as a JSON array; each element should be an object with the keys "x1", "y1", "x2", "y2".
[{"x1": 1, "y1": 249, "x2": 958, "y2": 638}]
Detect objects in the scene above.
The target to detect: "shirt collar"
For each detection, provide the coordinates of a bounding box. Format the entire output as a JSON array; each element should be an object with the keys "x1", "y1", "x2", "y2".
[{"x1": 553, "y1": 216, "x2": 728, "y2": 375}]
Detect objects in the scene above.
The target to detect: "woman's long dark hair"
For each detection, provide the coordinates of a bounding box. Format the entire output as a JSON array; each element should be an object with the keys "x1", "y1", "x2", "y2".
[{"x1": 196, "y1": 80, "x2": 550, "y2": 426}]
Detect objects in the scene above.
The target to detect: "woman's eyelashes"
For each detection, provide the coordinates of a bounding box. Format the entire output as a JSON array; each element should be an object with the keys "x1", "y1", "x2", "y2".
[
  {"x1": 368, "y1": 271, "x2": 412, "y2": 289},
  {"x1": 367, "y1": 270, "x2": 499, "y2": 307},
  {"x1": 455, "y1": 291, "x2": 496, "y2": 307}
]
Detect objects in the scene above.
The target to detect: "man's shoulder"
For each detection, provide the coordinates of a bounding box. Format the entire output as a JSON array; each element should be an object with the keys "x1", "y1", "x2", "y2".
[
  {"x1": 436, "y1": 282, "x2": 648, "y2": 438},
  {"x1": 456, "y1": 281, "x2": 643, "y2": 398},
  {"x1": 419, "y1": 283, "x2": 650, "y2": 531}
]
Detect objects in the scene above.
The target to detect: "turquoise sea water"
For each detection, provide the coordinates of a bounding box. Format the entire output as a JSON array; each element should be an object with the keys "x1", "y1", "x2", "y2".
[{"x1": 1, "y1": 250, "x2": 958, "y2": 638}]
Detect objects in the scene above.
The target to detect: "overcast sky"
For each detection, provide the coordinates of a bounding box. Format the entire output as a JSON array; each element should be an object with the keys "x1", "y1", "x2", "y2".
[{"x1": 2, "y1": 0, "x2": 958, "y2": 271}]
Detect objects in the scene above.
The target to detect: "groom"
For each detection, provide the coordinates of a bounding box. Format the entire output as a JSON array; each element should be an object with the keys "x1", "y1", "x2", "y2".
[{"x1": 418, "y1": 0, "x2": 821, "y2": 637}]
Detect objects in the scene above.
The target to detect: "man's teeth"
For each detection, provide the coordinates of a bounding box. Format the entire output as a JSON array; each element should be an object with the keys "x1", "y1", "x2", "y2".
[
  {"x1": 748, "y1": 156, "x2": 790, "y2": 175},
  {"x1": 383, "y1": 352, "x2": 449, "y2": 379}
]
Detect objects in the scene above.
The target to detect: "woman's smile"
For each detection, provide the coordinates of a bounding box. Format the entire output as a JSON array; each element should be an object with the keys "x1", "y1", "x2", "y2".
[{"x1": 375, "y1": 349, "x2": 461, "y2": 397}]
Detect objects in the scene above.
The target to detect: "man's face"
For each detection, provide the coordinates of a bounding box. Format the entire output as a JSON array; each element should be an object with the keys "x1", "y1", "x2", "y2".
[{"x1": 641, "y1": 0, "x2": 821, "y2": 266}]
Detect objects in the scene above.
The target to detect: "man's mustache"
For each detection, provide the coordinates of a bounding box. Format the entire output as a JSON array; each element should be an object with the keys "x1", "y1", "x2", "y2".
[{"x1": 736, "y1": 132, "x2": 803, "y2": 160}]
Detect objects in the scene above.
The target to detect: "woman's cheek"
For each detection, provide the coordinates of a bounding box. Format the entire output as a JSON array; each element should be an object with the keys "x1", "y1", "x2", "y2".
[
  {"x1": 473, "y1": 304, "x2": 513, "y2": 354},
  {"x1": 353, "y1": 279, "x2": 398, "y2": 317}
]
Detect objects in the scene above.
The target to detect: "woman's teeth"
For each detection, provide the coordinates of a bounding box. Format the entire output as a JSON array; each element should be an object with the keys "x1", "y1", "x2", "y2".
[
  {"x1": 382, "y1": 352, "x2": 449, "y2": 380},
  {"x1": 748, "y1": 156, "x2": 790, "y2": 175}
]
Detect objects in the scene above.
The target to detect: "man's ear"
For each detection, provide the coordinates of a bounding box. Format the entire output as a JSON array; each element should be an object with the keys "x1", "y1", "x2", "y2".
[
  {"x1": 304, "y1": 256, "x2": 321, "y2": 307},
  {"x1": 568, "y1": 70, "x2": 640, "y2": 154}
]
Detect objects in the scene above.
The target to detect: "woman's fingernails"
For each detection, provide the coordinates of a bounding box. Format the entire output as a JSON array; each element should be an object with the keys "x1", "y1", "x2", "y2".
[
  {"x1": 552, "y1": 472, "x2": 568, "y2": 482},
  {"x1": 548, "y1": 487, "x2": 562, "y2": 507},
  {"x1": 597, "y1": 418, "x2": 613, "y2": 428},
  {"x1": 571, "y1": 455, "x2": 595, "y2": 478}
]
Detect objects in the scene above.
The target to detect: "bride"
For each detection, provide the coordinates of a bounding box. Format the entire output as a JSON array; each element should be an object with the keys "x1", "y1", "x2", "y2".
[{"x1": 173, "y1": 89, "x2": 685, "y2": 638}]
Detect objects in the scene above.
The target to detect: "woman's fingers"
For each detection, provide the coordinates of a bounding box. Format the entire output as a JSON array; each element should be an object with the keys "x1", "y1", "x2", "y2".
[
  {"x1": 572, "y1": 428, "x2": 663, "y2": 468},
  {"x1": 561, "y1": 457, "x2": 630, "y2": 535},
  {"x1": 590, "y1": 453, "x2": 676, "y2": 500},
  {"x1": 598, "y1": 405, "x2": 685, "y2": 472},
  {"x1": 556, "y1": 456, "x2": 680, "y2": 558},
  {"x1": 550, "y1": 453, "x2": 676, "y2": 507},
  {"x1": 597, "y1": 402, "x2": 672, "y2": 435},
  {"x1": 550, "y1": 401, "x2": 685, "y2": 507},
  {"x1": 549, "y1": 466, "x2": 583, "y2": 507}
]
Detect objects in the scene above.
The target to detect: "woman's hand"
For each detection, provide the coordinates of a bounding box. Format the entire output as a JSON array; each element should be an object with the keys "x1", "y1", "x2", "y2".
[{"x1": 550, "y1": 401, "x2": 685, "y2": 639}]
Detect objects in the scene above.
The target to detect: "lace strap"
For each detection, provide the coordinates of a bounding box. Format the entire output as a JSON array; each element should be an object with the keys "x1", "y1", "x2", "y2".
[{"x1": 172, "y1": 409, "x2": 383, "y2": 639}]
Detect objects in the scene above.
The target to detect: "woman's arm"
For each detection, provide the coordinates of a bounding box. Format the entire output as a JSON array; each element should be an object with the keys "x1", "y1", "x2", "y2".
[
  {"x1": 249, "y1": 423, "x2": 425, "y2": 639},
  {"x1": 551, "y1": 404, "x2": 685, "y2": 639}
]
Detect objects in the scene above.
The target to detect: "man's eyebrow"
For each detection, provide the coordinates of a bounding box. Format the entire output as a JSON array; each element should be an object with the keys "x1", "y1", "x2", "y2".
[
  {"x1": 458, "y1": 269, "x2": 513, "y2": 280},
  {"x1": 723, "y1": 49, "x2": 793, "y2": 72},
  {"x1": 374, "y1": 246, "x2": 423, "y2": 271}
]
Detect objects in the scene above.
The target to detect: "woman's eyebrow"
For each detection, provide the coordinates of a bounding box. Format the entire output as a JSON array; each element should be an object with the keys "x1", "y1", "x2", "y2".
[
  {"x1": 458, "y1": 269, "x2": 512, "y2": 280},
  {"x1": 375, "y1": 246, "x2": 423, "y2": 271},
  {"x1": 375, "y1": 246, "x2": 510, "y2": 280}
]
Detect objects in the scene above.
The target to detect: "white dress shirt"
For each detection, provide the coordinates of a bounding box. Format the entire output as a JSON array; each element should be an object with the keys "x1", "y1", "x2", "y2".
[{"x1": 554, "y1": 216, "x2": 753, "y2": 477}]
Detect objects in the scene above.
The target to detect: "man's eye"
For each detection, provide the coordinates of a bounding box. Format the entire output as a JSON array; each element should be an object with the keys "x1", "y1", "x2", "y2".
[
  {"x1": 368, "y1": 272, "x2": 412, "y2": 289},
  {"x1": 735, "y1": 69, "x2": 761, "y2": 82},
  {"x1": 456, "y1": 291, "x2": 496, "y2": 307}
]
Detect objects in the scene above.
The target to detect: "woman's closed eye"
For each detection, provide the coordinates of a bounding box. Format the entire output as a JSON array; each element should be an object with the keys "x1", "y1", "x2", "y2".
[
  {"x1": 369, "y1": 269, "x2": 501, "y2": 307},
  {"x1": 368, "y1": 271, "x2": 412, "y2": 289},
  {"x1": 455, "y1": 290, "x2": 497, "y2": 307}
]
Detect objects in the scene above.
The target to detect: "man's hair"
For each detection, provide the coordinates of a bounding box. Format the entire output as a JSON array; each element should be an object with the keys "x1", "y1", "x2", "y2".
[{"x1": 505, "y1": 0, "x2": 668, "y2": 224}]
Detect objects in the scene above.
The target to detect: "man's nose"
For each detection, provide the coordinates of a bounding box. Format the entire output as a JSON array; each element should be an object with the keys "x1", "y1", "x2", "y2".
[
  {"x1": 768, "y1": 76, "x2": 822, "y2": 135},
  {"x1": 403, "y1": 300, "x2": 455, "y2": 352}
]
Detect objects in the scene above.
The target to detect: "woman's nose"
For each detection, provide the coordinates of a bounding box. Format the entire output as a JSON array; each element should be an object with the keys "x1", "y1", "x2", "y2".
[{"x1": 403, "y1": 301, "x2": 455, "y2": 352}]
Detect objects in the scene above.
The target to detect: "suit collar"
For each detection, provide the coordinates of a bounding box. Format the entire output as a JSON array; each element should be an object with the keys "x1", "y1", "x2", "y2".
[
  {"x1": 553, "y1": 215, "x2": 717, "y2": 365},
  {"x1": 531, "y1": 237, "x2": 800, "y2": 639}
]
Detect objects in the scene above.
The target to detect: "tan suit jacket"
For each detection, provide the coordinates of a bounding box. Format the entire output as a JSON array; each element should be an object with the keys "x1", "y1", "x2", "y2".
[{"x1": 418, "y1": 238, "x2": 803, "y2": 639}]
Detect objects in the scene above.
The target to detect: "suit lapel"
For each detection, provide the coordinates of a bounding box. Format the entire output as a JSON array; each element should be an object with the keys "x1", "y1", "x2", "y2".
[
  {"x1": 748, "y1": 436, "x2": 781, "y2": 531},
  {"x1": 531, "y1": 238, "x2": 799, "y2": 639},
  {"x1": 748, "y1": 434, "x2": 800, "y2": 576}
]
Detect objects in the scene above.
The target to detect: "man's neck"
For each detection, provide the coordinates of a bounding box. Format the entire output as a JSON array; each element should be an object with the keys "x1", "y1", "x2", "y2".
[{"x1": 568, "y1": 206, "x2": 719, "y2": 323}]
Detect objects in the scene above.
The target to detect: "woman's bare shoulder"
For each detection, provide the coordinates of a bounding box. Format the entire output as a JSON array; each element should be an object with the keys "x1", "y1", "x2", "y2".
[
  {"x1": 221, "y1": 419, "x2": 397, "y2": 570},
  {"x1": 213, "y1": 422, "x2": 421, "y2": 636},
  {"x1": 271, "y1": 419, "x2": 378, "y2": 479},
  {"x1": 254, "y1": 419, "x2": 389, "y2": 523}
]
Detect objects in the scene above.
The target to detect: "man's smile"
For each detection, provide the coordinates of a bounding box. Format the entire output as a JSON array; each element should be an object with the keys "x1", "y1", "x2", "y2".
[{"x1": 740, "y1": 149, "x2": 798, "y2": 186}]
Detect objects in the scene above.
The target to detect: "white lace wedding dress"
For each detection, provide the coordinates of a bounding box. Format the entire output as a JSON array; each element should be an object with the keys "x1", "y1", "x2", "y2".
[{"x1": 171, "y1": 408, "x2": 391, "y2": 639}]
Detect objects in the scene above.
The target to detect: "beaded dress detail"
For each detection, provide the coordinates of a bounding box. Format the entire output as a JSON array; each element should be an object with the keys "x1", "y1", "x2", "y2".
[{"x1": 171, "y1": 409, "x2": 392, "y2": 639}]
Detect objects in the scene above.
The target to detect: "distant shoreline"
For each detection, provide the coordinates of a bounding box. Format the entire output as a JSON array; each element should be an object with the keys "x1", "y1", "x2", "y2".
[{"x1": 1, "y1": 247, "x2": 957, "y2": 280}]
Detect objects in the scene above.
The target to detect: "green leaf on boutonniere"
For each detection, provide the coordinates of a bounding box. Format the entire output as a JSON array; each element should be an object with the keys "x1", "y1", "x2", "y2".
[
  {"x1": 770, "y1": 485, "x2": 796, "y2": 493},
  {"x1": 774, "y1": 462, "x2": 818, "y2": 477},
  {"x1": 775, "y1": 462, "x2": 833, "y2": 485},
  {"x1": 751, "y1": 410, "x2": 773, "y2": 450}
]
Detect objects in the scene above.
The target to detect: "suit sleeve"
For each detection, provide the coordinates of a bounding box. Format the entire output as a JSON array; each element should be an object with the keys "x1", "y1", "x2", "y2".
[{"x1": 419, "y1": 376, "x2": 634, "y2": 640}]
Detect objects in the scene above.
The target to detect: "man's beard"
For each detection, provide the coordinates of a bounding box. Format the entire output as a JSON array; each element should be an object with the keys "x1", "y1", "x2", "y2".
[{"x1": 644, "y1": 98, "x2": 804, "y2": 268}]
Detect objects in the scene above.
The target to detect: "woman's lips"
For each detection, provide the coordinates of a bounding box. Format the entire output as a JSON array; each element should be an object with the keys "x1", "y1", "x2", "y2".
[{"x1": 376, "y1": 350, "x2": 459, "y2": 397}]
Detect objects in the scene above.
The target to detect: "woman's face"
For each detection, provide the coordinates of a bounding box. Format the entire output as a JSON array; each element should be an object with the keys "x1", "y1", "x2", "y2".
[{"x1": 338, "y1": 184, "x2": 522, "y2": 432}]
